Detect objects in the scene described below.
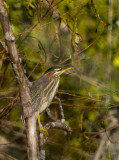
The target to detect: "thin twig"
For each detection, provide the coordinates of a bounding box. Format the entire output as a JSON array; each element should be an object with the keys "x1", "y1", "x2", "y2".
[
  {"x1": 46, "y1": 108, "x2": 58, "y2": 121},
  {"x1": 55, "y1": 96, "x2": 65, "y2": 122},
  {"x1": 0, "y1": 40, "x2": 8, "y2": 52},
  {"x1": 45, "y1": 121, "x2": 72, "y2": 133},
  {"x1": 39, "y1": 133, "x2": 46, "y2": 160}
]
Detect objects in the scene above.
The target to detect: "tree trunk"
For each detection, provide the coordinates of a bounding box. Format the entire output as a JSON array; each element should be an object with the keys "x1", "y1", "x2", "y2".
[{"x1": 0, "y1": 0, "x2": 39, "y2": 159}]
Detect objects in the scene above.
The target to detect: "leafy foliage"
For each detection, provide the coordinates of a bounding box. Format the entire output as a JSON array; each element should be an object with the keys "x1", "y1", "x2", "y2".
[{"x1": 0, "y1": 0, "x2": 119, "y2": 159}]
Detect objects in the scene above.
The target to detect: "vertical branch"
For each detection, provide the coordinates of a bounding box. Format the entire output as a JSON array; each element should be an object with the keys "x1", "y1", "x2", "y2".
[
  {"x1": 0, "y1": 0, "x2": 39, "y2": 159},
  {"x1": 0, "y1": 0, "x2": 32, "y2": 118},
  {"x1": 117, "y1": 0, "x2": 119, "y2": 78},
  {"x1": 55, "y1": 24, "x2": 61, "y2": 60},
  {"x1": 106, "y1": 0, "x2": 113, "y2": 103},
  {"x1": 55, "y1": 96, "x2": 65, "y2": 122},
  {"x1": 117, "y1": 0, "x2": 119, "y2": 55},
  {"x1": 25, "y1": 113, "x2": 39, "y2": 160},
  {"x1": 39, "y1": 133, "x2": 46, "y2": 160},
  {"x1": 93, "y1": 109, "x2": 119, "y2": 160},
  {"x1": 71, "y1": 16, "x2": 81, "y2": 67}
]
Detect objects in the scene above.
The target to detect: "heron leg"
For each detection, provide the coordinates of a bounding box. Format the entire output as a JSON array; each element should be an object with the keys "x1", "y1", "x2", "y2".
[{"x1": 37, "y1": 111, "x2": 48, "y2": 137}]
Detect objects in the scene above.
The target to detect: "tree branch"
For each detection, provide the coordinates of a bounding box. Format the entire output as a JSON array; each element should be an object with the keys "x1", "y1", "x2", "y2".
[
  {"x1": 0, "y1": 1, "x2": 39, "y2": 159},
  {"x1": 55, "y1": 96, "x2": 65, "y2": 122},
  {"x1": 0, "y1": 39, "x2": 8, "y2": 52},
  {"x1": 39, "y1": 121, "x2": 71, "y2": 160},
  {"x1": 45, "y1": 121, "x2": 72, "y2": 133}
]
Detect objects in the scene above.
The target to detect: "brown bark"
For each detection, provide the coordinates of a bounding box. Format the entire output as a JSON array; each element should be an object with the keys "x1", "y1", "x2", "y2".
[
  {"x1": 25, "y1": 113, "x2": 39, "y2": 160},
  {"x1": 0, "y1": 0, "x2": 39, "y2": 159},
  {"x1": 0, "y1": 0, "x2": 32, "y2": 118}
]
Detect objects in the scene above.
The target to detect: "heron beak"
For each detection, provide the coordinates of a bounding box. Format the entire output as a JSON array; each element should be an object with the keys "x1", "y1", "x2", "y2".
[{"x1": 61, "y1": 66, "x2": 72, "y2": 74}]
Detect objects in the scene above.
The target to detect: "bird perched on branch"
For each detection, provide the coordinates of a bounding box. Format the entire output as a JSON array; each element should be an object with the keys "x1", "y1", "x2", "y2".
[{"x1": 30, "y1": 66, "x2": 71, "y2": 133}]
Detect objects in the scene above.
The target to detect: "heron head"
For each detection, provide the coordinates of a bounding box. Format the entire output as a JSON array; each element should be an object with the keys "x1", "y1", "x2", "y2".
[{"x1": 45, "y1": 66, "x2": 72, "y2": 76}]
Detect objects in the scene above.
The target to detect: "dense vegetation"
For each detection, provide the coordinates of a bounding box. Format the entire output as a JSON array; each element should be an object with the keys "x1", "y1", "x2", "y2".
[{"x1": 0, "y1": 0, "x2": 119, "y2": 159}]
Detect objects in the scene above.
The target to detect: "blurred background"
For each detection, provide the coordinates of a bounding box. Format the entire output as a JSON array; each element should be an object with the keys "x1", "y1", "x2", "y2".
[{"x1": 0, "y1": 0, "x2": 119, "y2": 159}]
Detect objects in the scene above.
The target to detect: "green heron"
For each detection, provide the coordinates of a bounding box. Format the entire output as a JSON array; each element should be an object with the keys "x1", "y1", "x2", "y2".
[{"x1": 30, "y1": 66, "x2": 71, "y2": 132}]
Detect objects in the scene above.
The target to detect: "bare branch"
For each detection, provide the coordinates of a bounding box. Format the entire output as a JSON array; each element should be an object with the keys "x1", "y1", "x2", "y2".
[
  {"x1": 0, "y1": 0, "x2": 32, "y2": 118},
  {"x1": 46, "y1": 108, "x2": 58, "y2": 121},
  {"x1": 0, "y1": 40, "x2": 8, "y2": 52},
  {"x1": 45, "y1": 121, "x2": 72, "y2": 133},
  {"x1": 39, "y1": 133, "x2": 46, "y2": 160},
  {"x1": 39, "y1": 121, "x2": 71, "y2": 160},
  {"x1": 55, "y1": 96, "x2": 65, "y2": 122},
  {"x1": 0, "y1": 1, "x2": 39, "y2": 159}
]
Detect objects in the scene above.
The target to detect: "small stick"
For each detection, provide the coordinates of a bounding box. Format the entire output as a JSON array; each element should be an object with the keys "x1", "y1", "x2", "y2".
[
  {"x1": 39, "y1": 133, "x2": 46, "y2": 160},
  {"x1": 45, "y1": 121, "x2": 71, "y2": 133},
  {"x1": 55, "y1": 96, "x2": 65, "y2": 123},
  {"x1": 46, "y1": 108, "x2": 59, "y2": 122}
]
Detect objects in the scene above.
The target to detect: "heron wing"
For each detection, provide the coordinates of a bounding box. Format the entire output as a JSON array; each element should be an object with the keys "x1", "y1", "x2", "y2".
[{"x1": 30, "y1": 75, "x2": 59, "y2": 113}]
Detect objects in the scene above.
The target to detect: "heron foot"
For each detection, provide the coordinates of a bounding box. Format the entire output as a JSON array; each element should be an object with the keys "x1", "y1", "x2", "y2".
[{"x1": 37, "y1": 111, "x2": 48, "y2": 137}]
